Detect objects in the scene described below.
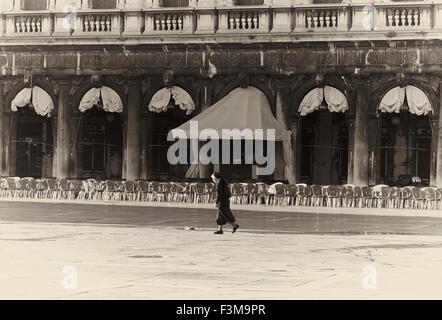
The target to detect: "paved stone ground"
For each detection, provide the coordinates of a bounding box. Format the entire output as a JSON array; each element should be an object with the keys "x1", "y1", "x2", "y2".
[
  {"x1": 2, "y1": 220, "x2": 442, "y2": 299},
  {"x1": 2, "y1": 200, "x2": 442, "y2": 299}
]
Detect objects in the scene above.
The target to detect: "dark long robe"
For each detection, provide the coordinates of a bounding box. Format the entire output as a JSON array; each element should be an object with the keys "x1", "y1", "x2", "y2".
[{"x1": 215, "y1": 179, "x2": 236, "y2": 226}]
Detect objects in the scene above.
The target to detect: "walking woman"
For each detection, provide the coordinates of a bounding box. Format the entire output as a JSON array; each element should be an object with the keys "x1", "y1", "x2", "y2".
[{"x1": 211, "y1": 172, "x2": 239, "y2": 235}]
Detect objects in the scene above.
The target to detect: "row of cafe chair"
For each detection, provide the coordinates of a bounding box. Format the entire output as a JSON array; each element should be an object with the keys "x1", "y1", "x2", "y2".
[{"x1": 1, "y1": 177, "x2": 441, "y2": 210}]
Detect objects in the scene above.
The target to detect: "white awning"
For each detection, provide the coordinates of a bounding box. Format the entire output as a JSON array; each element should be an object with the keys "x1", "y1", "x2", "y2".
[
  {"x1": 172, "y1": 86, "x2": 295, "y2": 183},
  {"x1": 299, "y1": 86, "x2": 348, "y2": 116},
  {"x1": 378, "y1": 85, "x2": 432, "y2": 116},
  {"x1": 148, "y1": 86, "x2": 195, "y2": 115},
  {"x1": 79, "y1": 86, "x2": 123, "y2": 113},
  {"x1": 11, "y1": 86, "x2": 54, "y2": 117}
]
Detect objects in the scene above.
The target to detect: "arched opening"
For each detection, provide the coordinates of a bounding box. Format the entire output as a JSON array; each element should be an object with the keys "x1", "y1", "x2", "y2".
[
  {"x1": 9, "y1": 86, "x2": 54, "y2": 178},
  {"x1": 77, "y1": 86, "x2": 123, "y2": 180},
  {"x1": 147, "y1": 86, "x2": 195, "y2": 180},
  {"x1": 375, "y1": 85, "x2": 433, "y2": 186},
  {"x1": 297, "y1": 86, "x2": 349, "y2": 185}
]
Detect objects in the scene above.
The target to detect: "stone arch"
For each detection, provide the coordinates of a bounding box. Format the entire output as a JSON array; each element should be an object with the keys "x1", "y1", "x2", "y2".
[
  {"x1": 71, "y1": 78, "x2": 127, "y2": 113},
  {"x1": 373, "y1": 79, "x2": 438, "y2": 117},
  {"x1": 5, "y1": 80, "x2": 56, "y2": 178},
  {"x1": 372, "y1": 78, "x2": 437, "y2": 186},
  {"x1": 143, "y1": 79, "x2": 198, "y2": 113},
  {"x1": 290, "y1": 75, "x2": 355, "y2": 118},
  {"x1": 293, "y1": 75, "x2": 352, "y2": 185},
  {"x1": 5, "y1": 78, "x2": 57, "y2": 114}
]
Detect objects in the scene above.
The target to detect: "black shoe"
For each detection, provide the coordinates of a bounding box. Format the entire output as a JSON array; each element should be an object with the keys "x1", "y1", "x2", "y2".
[
  {"x1": 214, "y1": 230, "x2": 223, "y2": 234},
  {"x1": 232, "y1": 224, "x2": 239, "y2": 234}
]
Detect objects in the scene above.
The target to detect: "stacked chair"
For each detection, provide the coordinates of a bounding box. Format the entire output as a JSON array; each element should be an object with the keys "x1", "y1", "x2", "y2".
[{"x1": 0, "y1": 176, "x2": 441, "y2": 211}]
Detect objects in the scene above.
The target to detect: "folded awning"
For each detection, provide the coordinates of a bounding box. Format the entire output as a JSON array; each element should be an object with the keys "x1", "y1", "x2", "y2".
[
  {"x1": 298, "y1": 85, "x2": 348, "y2": 116},
  {"x1": 79, "y1": 86, "x2": 123, "y2": 113},
  {"x1": 379, "y1": 85, "x2": 433, "y2": 116},
  {"x1": 148, "y1": 86, "x2": 195, "y2": 115},
  {"x1": 11, "y1": 86, "x2": 54, "y2": 117}
]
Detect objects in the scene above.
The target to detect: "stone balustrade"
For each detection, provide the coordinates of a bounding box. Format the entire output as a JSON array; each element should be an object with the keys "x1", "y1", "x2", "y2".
[
  {"x1": 3, "y1": 13, "x2": 51, "y2": 35},
  {"x1": 305, "y1": 9, "x2": 338, "y2": 29},
  {"x1": 154, "y1": 13, "x2": 184, "y2": 31},
  {"x1": 386, "y1": 7, "x2": 420, "y2": 27},
  {"x1": 71, "y1": 11, "x2": 122, "y2": 36},
  {"x1": 14, "y1": 16, "x2": 43, "y2": 33},
  {"x1": 82, "y1": 15, "x2": 112, "y2": 32},
  {"x1": 144, "y1": 8, "x2": 194, "y2": 34},
  {"x1": 218, "y1": 6, "x2": 270, "y2": 32},
  {"x1": 227, "y1": 11, "x2": 259, "y2": 30},
  {"x1": 0, "y1": 3, "x2": 440, "y2": 40}
]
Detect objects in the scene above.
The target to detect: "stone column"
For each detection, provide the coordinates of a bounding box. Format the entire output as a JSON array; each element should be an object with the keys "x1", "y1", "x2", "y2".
[
  {"x1": 436, "y1": 83, "x2": 442, "y2": 187},
  {"x1": 289, "y1": 117, "x2": 299, "y2": 184},
  {"x1": 0, "y1": 81, "x2": 4, "y2": 176},
  {"x1": 353, "y1": 79, "x2": 370, "y2": 186},
  {"x1": 430, "y1": 118, "x2": 438, "y2": 186},
  {"x1": 275, "y1": 80, "x2": 292, "y2": 182},
  {"x1": 199, "y1": 82, "x2": 213, "y2": 179},
  {"x1": 7, "y1": 114, "x2": 17, "y2": 176},
  {"x1": 125, "y1": 79, "x2": 142, "y2": 180},
  {"x1": 368, "y1": 117, "x2": 379, "y2": 185},
  {"x1": 56, "y1": 80, "x2": 71, "y2": 179},
  {"x1": 347, "y1": 118, "x2": 355, "y2": 184}
]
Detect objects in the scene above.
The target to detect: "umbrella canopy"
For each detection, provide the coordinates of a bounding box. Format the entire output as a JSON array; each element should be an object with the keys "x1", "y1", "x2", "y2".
[
  {"x1": 171, "y1": 86, "x2": 295, "y2": 184},
  {"x1": 172, "y1": 86, "x2": 291, "y2": 141}
]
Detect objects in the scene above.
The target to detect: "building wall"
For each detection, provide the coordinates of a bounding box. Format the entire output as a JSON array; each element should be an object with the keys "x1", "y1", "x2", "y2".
[{"x1": 1, "y1": 1, "x2": 442, "y2": 185}]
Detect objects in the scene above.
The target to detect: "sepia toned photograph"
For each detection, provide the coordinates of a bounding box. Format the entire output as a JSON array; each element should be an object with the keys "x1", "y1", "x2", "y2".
[{"x1": 1, "y1": 0, "x2": 442, "y2": 304}]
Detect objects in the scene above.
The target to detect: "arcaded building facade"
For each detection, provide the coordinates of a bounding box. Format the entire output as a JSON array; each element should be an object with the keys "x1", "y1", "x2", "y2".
[{"x1": 1, "y1": 0, "x2": 442, "y2": 187}]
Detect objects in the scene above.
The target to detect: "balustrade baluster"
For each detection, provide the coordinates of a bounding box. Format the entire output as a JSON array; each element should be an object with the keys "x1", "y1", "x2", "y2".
[
  {"x1": 306, "y1": 12, "x2": 312, "y2": 28},
  {"x1": 94, "y1": 16, "x2": 100, "y2": 31},
  {"x1": 31, "y1": 18, "x2": 36, "y2": 32},
  {"x1": 36, "y1": 18, "x2": 41, "y2": 32},
  {"x1": 161, "y1": 15, "x2": 166, "y2": 31},
  {"x1": 235, "y1": 13, "x2": 240, "y2": 29},
  {"x1": 166, "y1": 15, "x2": 171, "y2": 31},
  {"x1": 170, "y1": 15, "x2": 176, "y2": 30},
  {"x1": 247, "y1": 13, "x2": 252, "y2": 29},
  {"x1": 325, "y1": 11, "x2": 330, "y2": 27},
  {"x1": 331, "y1": 11, "x2": 337, "y2": 27},
  {"x1": 25, "y1": 17, "x2": 31, "y2": 32},
  {"x1": 413, "y1": 9, "x2": 419, "y2": 26},
  {"x1": 100, "y1": 16, "x2": 105, "y2": 31},
  {"x1": 319, "y1": 11, "x2": 324, "y2": 27},
  {"x1": 155, "y1": 16, "x2": 160, "y2": 31},
  {"x1": 394, "y1": 9, "x2": 400, "y2": 26},
  {"x1": 21, "y1": 17, "x2": 26, "y2": 32},
  {"x1": 313, "y1": 11, "x2": 318, "y2": 28},
  {"x1": 178, "y1": 15, "x2": 183, "y2": 30},
  {"x1": 407, "y1": 9, "x2": 412, "y2": 26},
  {"x1": 400, "y1": 9, "x2": 406, "y2": 26}
]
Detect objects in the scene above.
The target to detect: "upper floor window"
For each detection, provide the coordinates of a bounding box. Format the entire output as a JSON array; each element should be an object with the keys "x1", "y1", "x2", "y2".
[
  {"x1": 234, "y1": 0, "x2": 264, "y2": 5},
  {"x1": 161, "y1": 0, "x2": 189, "y2": 6},
  {"x1": 23, "y1": 0, "x2": 47, "y2": 10},
  {"x1": 91, "y1": 0, "x2": 117, "y2": 9}
]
